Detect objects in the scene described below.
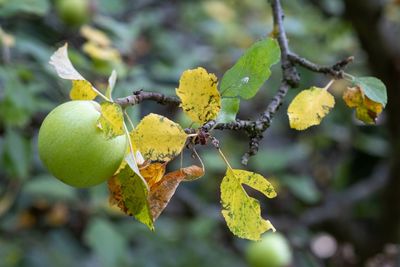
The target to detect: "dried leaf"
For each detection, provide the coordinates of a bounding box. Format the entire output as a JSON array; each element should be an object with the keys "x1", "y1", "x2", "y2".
[
  {"x1": 97, "y1": 101, "x2": 124, "y2": 139},
  {"x1": 343, "y1": 86, "x2": 383, "y2": 124},
  {"x1": 176, "y1": 67, "x2": 221, "y2": 124},
  {"x1": 220, "y1": 169, "x2": 276, "y2": 240},
  {"x1": 149, "y1": 165, "x2": 204, "y2": 220},
  {"x1": 49, "y1": 43, "x2": 98, "y2": 100},
  {"x1": 133, "y1": 113, "x2": 187, "y2": 161},
  {"x1": 287, "y1": 87, "x2": 335, "y2": 130},
  {"x1": 49, "y1": 43, "x2": 84, "y2": 80}
]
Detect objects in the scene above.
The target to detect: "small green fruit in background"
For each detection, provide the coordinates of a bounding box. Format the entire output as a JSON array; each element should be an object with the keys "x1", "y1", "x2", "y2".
[
  {"x1": 55, "y1": 0, "x2": 90, "y2": 27},
  {"x1": 38, "y1": 101, "x2": 127, "y2": 187},
  {"x1": 246, "y1": 232, "x2": 293, "y2": 267}
]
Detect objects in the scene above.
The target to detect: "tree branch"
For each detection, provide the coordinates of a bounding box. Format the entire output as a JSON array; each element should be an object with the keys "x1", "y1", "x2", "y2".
[
  {"x1": 114, "y1": 0, "x2": 353, "y2": 165},
  {"x1": 271, "y1": 0, "x2": 300, "y2": 88},
  {"x1": 288, "y1": 53, "x2": 354, "y2": 79},
  {"x1": 115, "y1": 90, "x2": 181, "y2": 108}
]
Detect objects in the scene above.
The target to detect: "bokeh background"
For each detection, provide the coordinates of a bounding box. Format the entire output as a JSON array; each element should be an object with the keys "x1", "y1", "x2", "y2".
[{"x1": 1, "y1": 0, "x2": 400, "y2": 266}]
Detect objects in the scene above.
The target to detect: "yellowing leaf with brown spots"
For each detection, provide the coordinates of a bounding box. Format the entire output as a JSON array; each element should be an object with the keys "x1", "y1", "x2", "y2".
[
  {"x1": 97, "y1": 102, "x2": 124, "y2": 139},
  {"x1": 343, "y1": 86, "x2": 383, "y2": 124},
  {"x1": 49, "y1": 43, "x2": 98, "y2": 100},
  {"x1": 70, "y1": 80, "x2": 98, "y2": 100},
  {"x1": 140, "y1": 162, "x2": 167, "y2": 188},
  {"x1": 108, "y1": 165, "x2": 203, "y2": 227},
  {"x1": 149, "y1": 165, "x2": 204, "y2": 220},
  {"x1": 108, "y1": 165, "x2": 154, "y2": 230},
  {"x1": 176, "y1": 67, "x2": 221, "y2": 124},
  {"x1": 133, "y1": 113, "x2": 187, "y2": 161},
  {"x1": 287, "y1": 87, "x2": 335, "y2": 130},
  {"x1": 220, "y1": 169, "x2": 277, "y2": 240}
]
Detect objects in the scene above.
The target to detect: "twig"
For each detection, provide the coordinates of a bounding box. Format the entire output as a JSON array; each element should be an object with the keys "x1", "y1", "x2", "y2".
[
  {"x1": 288, "y1": 53, "x2": 354, "y2": 79},
  {"x1": 115, "y1": 90, "x2": 181, "y2": 108}
]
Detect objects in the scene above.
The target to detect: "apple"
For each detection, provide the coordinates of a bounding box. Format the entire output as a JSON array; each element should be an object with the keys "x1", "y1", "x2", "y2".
[
  {"x1": 38, "y1": 100, "x2": 127, "y2": 187},
  {"x1": 55, "y1": 0, "x2": 90, "y2": 27},
  {"x1": 246, "y1": 233, "x2": 293, "y2": 267}
]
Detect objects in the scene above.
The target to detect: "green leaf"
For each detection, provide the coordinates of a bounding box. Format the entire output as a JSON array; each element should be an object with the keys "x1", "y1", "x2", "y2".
[
  {"x1": 23, "y1": 175, "x2": 77, "y2": 201},
  {"x1": 0, "y1": 0, "x2": 49, "y2": 17},
  {"x1": 220, "y1": 38, "x2": 280, "y2": 99},
  {"x1": 109, "y1": 165, "x2": 154, "y2": 230},
  {"x1": 84, "y1": 218, "x2": 128, "y2": 267},
  {"x1": 281, "y1": 175, "x2": 321, "y2": 204},
  {"x1": 3, "y1": 128, "x2": 31, "y2": 180},
  {"x1": 220, "y1": 168, "x2": 277, "y2": 240},
  {"x1": 354, "y1": 76, "x2": 387, "y2": 106},
  {"x1": 216, "y1": 98, "x2": 240, "y2": 123}
]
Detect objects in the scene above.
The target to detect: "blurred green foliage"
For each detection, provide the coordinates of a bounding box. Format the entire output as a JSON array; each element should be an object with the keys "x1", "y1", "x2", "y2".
[{"x1": 0, "y1": 0, "x2": 395, "y2": 266}]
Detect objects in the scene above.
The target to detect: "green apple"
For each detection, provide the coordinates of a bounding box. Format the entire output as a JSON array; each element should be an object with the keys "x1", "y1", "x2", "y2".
[
  {"x1": 38, "y1": 100, "x2": 127, "y2": 187},
  {"x1": 246, "y1": 233, "x2": 293, "y2": 267},
  {"x1": 55, "y1": 0, "x2": 90, "y2": 27}
]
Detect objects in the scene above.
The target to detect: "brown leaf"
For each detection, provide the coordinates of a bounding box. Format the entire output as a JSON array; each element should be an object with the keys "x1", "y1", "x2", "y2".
[
  {"x1": 108, "y1": 164, "x2": 204, "y2": 224},
  {"x1": 149, "y1": 165, "x2": 204, "y2": 220},
  {"x1": 108, "y1": 176, "x2": 128, "y2": 214}
]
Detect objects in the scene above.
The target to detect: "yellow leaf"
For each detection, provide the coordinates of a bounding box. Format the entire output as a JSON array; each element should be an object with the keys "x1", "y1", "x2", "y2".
[
  {"x1": 140, "y1": 162, "x2": 167, "y2": 188},
  {"x1": 133, "y1": 113, "x2": 187, "y2": 161},
  {"x1": 287, "y1": 87, "x2": 335, "y2": 130},
  {"x1": 343, "y1": 86, "x2": 383, "y2": 124},
  {"x1": 70, "y1": 80, "x2": 98, "y2": 100},
  {"x1": 108, "y1": 165, "x2": 154, "y2": 230},
  {"x1": 96, "y1": 101, "x2": 124, "y2": 139},
  {"x1": 221, "y1": 169, "x2": 276, "y2": 240},
  {"x1": 176, "y1": 67, "x2": 221, "y2": 124},
  {"x1": 80, "y1": 25, "x2": 111, "y2": 47},
  {"x1": 202, "y1": 1, "x2": 236, "y2": 23},
  {"x1": 83, "y1": 42, "x2": 121, "y2": 62}
]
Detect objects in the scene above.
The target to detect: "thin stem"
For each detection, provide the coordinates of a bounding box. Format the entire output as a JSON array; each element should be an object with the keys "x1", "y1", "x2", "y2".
[
  {"x1": 92, "y1": 87, "x2": 110, "y2": 102},
  {"x1": 343, "y1": 72, "x2": 355, "y2": 82},
  {"x1": 123, "y1": 123, "x2": 149, "y2": 191},
  {"x1": 218, "y1": 149, "x2": 233, "y2": 170},
  {"x1": 124, "y1": 110, "x2": 136, "y2": 131},
  {"x1": 323, "y1": 79, "x2": 335, "y2": 91},
  {"x1": 190, "y1": 147, "x2": 205, "y2": 180}
]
